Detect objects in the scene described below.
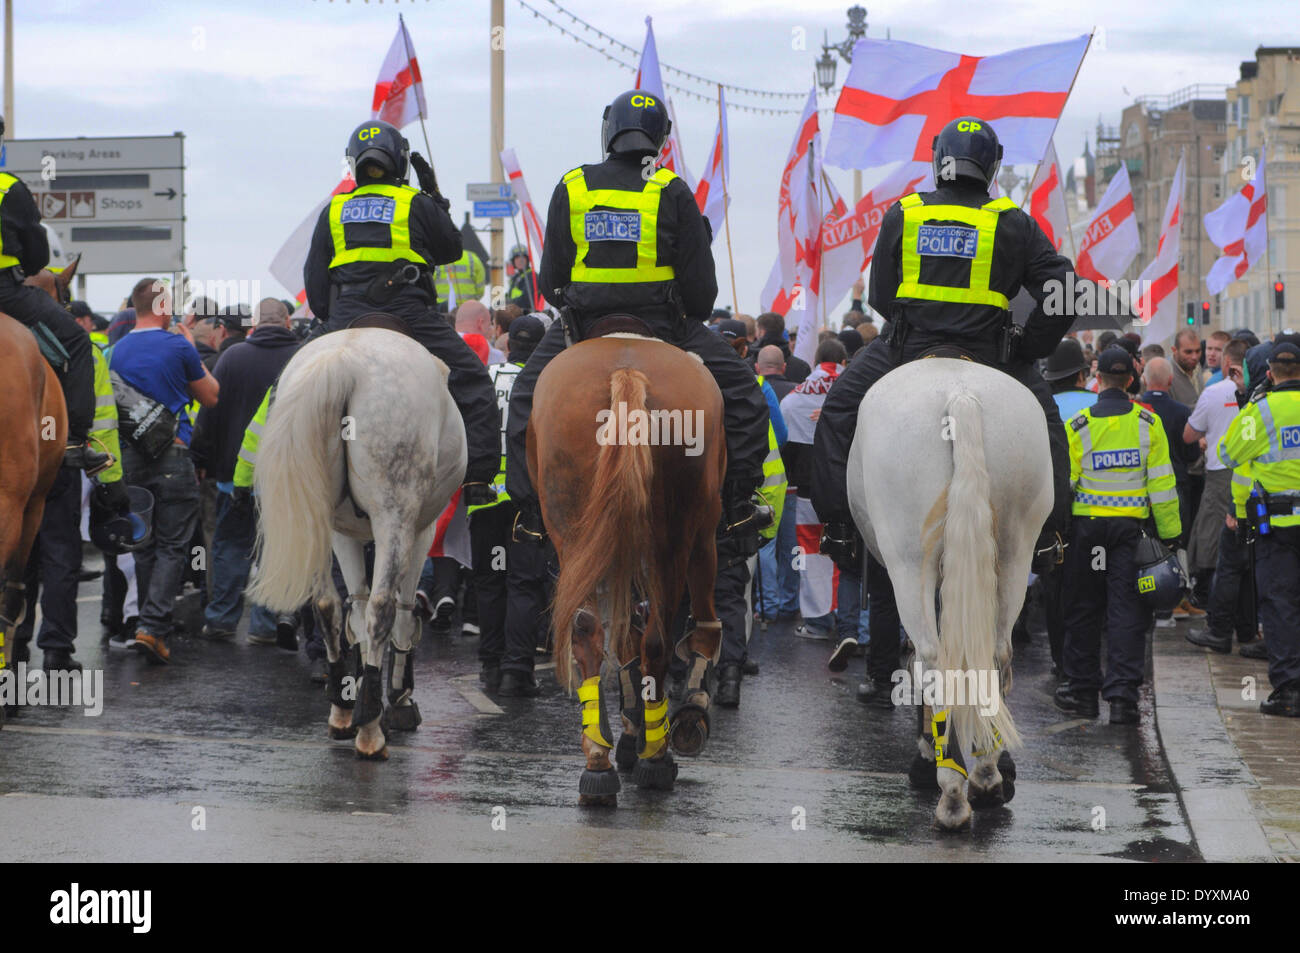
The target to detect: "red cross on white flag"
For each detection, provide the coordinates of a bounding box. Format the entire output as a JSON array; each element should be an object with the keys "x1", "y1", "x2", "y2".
[
  {"x1": 1205, "y1": 156, "x2": 1267, "y2": 294},
  {"x1": 1075, "y1": 162, "x2": 1139, "y2": 284},
  {"x1": 1134, "y1": 153, "x2": 1186, "y2": 342},
  {"x1": 371, "y1": 15, "x2": 427, "y2": 130},
  {"x1": 1024, "y1": 141, "x2": 1070, "y2": 252},
  {"x1": 693, "y1": 86, "x2": 730, "y2": 243}
]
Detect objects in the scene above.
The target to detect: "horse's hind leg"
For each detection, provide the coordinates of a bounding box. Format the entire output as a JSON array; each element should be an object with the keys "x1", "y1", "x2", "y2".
[
  {"x1": 969, "y1": 568, "x2": 1026, "y2": 807},
  {"x1": 573, "y1": 602, "x2": 620, "y2": 806},
  {"x1": 380, "y1": 526, "x2": 434, "y2": 734},
  {"x1": 631, "y1": 560, "x2": 685, "y2": 791},
  {"x1": 669, "y1": 528, "x2": 721, "y2": 758}
]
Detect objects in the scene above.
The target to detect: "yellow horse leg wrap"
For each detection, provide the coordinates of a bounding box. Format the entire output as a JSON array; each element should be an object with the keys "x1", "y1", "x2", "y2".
[
  {"x1": 640, "y1": 696, "x2": 670, "y2": 760},
  {"x1": 932, "y1": 710, "x2": 967, "y2": 779},
  {"x1": 578, "y1": 675, "x2": 612, "y2": 749}
]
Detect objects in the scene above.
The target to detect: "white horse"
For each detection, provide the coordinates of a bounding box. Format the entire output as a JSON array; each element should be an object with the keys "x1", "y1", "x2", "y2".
[
  {"x1": 249, "y1": 327, "x2": 466, "y2": 759},
  {"x1": 847, "y1": 358, "x2": 1052, "y2": 830}
]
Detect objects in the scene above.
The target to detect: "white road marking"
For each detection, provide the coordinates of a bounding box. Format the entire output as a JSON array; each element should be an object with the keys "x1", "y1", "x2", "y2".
[{"x1": 449, "y1": 673, "x2": 504, "y2": 715}]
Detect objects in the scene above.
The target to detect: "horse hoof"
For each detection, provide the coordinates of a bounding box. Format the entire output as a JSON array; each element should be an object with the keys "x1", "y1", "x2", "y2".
[
  {"x1": 614, "y1": 733, "x2": 637, "y2": 772},
  {"x1": 385, "y1": 701, "x2": 422, "y2": 733},
  {"x1": 668, "y1": 703, "x2": 710, "y2": 757},
  {"x1": 632, "y1": 754, "x2": 678, "y2": 791},
  {"x1": 908, "y1": 752, "x2": 939, "y2": 790},
  {"x1": 934, "y1": 797, "x2": 972, "y2": 832},
  {"x1": 968, "y1": 786, "x2": 1005, "y2": 810},
  {"x1": 355, "y1": 745, "x2": 389, "y2": 761},
  {"x1": 579, "y1": 767, "x2": 622, "y2": 799},
  {"x1": 327, "y1": 723, "x2": 358, "y2": 741}
]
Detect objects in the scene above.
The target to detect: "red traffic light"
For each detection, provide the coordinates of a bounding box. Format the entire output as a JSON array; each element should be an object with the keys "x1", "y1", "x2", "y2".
[
  {"x1": 1202, "y1": 301, "x2": 1210, "y2": 311},
  {"x1": 1276, "y1": 281, "x2": 1285, "y2": 293}
]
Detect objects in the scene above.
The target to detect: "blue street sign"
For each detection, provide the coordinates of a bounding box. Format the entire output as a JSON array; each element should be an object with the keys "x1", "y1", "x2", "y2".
[{"x1": 473, "y1": 199, "x2": 518, "y2": 218}]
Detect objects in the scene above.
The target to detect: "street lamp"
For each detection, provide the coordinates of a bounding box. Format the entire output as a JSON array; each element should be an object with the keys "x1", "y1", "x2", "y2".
[{"x1": 817, "y1": 6, "x2": 869, "y2": 200}]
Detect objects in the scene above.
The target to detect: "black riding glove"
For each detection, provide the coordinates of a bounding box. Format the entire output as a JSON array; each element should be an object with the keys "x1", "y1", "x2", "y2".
[
  {"x1": 462, "y1": 483, "x2": 497, "y2": 508},
  {"x1": 410, "y1": 152, "x2": 450, "y2": 211},
  {"x1": 94, "y1": 480, "x2": 130, "y2": 515}
]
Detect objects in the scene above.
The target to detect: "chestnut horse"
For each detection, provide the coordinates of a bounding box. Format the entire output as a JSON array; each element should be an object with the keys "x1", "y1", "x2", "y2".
[
  {"x1": 530, "y1": 333, "x2": 726, "y2": 805},
  {"x1": 0, "y1": 258, "x2": 80, "y2": 705}
]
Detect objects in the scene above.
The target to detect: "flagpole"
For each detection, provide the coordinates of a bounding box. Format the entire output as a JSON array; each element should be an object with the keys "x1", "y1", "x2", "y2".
[
  {"x1": 397, "y1": 13, "x2": 439, "y2": 180},
  {"x1": 717, "y1": 85, "x2": 739, "y2": 312}
]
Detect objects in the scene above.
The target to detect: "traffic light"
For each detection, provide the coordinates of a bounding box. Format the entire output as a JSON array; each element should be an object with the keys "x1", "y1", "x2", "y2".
[
  {"x1": 1201, "y1": 301, "x2": 1211, "y2": 324},
  {"x1": 1186, "y1": 302, "x2": 1195, "y2": 326},
  {"x1": 1276, "y1": 279, "x2": 1286, "y2": 312}
]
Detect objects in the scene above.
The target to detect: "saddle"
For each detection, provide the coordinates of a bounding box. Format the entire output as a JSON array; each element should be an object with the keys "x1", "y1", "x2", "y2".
[
  {"x1": 346, "y1": 312, "x2": 415, "y2": 339},
  {"x1": 584, "y1": 313, "x2": 656, "y2": 339},
  {"x1": 917, "y1": 343, "x2": 979, "y2": 363}
]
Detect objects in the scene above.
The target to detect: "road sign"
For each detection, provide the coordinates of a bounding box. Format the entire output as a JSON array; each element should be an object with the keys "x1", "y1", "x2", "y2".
[
  {"x1": 472, "y1": 199, "x2": 518, "y2": 219},
  {"x1": 0, "y1": 135, "x2": 185, "y2": 274},
  {"x1": 466, "y1": 182, "x2": 512, "y2": 202}
]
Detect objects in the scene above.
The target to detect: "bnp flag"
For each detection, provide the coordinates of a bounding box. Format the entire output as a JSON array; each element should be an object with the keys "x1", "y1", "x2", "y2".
[
  {"x1": 693, "y1": 86, "x2": 731, "y2": 244},
  {"x1": 1204, "y1": 156, "x2": 1267, "y2": 294},
  {"x1": 1024, "y1": 140, "x2": 1070, "y2": 252},
  {"x1": 372, "y1": 14, "x2": 427, "y2": 128},
  {"x1": 1134, "y1": 153, "x2": 1186, "y2": 342},
  {"x1": 635, "y1": 17, "x2": 695, "y2": 191},
  {"x1": 1075, "y1": 162, "x2": 1139, "y2": 284},
  {"x1": 825, "y1": 34, "x2": 1089, "y2": 180}
]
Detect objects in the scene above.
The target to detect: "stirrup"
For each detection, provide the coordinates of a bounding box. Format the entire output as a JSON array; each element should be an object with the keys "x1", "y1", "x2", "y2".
[
  {"x1": 1032, "y1": 531, "x2": 1065, "y2": 572},
  {"x1": 511, "y1": 510, "x2": 547, "y2": 545}
]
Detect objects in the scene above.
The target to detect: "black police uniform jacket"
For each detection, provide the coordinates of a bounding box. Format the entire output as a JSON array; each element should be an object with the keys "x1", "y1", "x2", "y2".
[
  {"x1": 0, "y1": 178, "x2": 53, "y2": 278},
  {"x1": 869, "y1": 179, "x2": 1075, "y2": 362},
  {"x1": 303, "y1": 181, "x2": 462, "y2": 323},
  {"x1": 538, "y1": 153, "x2": 717, "y2": 323}
]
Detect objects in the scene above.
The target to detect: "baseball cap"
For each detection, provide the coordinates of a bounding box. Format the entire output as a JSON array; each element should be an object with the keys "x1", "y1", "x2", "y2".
[
  {"x1": 714, "y1": 318, "x2": 746, "y2": 340},
  {"x1": 508, "y1": 314, "x2": 545, "y2": 347},
  {"x1": 1097, "y1": 345, "x2": 1135, "y2": 377},
  {"x1": 1270, "y1": 332, "x2": 1300, "y2": 363}
]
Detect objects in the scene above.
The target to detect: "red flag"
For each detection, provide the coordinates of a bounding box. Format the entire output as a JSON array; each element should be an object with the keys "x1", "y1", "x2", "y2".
[{"x1": 371, "y1": 15, "x2": 427, "y2": 129}]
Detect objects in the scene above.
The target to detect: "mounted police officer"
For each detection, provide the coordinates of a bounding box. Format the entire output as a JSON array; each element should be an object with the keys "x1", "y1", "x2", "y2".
[
  {"x1": 505, "y1": 90, "x2": 771, "y2": 551},
  {"x1": 811, "y1": 117, "x2": 1076, "y2": 573},
  {"x1": 0, "y1": 115, "x2": 109, "y2": 473},
  {"x1": 304, "y1": 120, "x2": 500, "y2": 502}
]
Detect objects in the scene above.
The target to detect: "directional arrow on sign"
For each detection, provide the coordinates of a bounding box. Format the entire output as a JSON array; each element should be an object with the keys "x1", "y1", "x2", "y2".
[{"x1": 153, "y1": 188, "x2": 177, "y2": 200}]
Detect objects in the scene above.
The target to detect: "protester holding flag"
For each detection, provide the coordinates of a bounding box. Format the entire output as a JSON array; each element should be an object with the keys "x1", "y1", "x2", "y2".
[
  {"x1": 811, "y1": 117, "x2": 1079, "y2": 578},
  {"x1": 504, "y1": 90, "x2": 771, "y2": 557}
]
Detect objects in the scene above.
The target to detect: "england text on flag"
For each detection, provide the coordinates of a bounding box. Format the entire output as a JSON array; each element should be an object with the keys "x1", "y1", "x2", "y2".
[
  {"x1": 371, "y1": 15, "x2": 427, "y2": 130},
  {"x1": 825, "y1": 34, "x2": 1089, "y2": 179},
  {"x1": 1134, "y1": 153, "x2": 1186, "y2": 344},
  {"x1": 1075, "y1": 162, "x2": 1140, "y2": 284},
  {"x1": 1205, "y1": 156, "x2": 1267, "y2": 294}
]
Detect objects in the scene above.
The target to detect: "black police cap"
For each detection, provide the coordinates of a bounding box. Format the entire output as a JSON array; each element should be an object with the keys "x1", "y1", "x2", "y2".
[{"x1": 1097, "y1": 345, "x2": 1135, "y2": 378}]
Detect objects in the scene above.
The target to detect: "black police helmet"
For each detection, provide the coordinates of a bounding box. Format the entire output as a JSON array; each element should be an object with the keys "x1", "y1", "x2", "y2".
[
  {"x1": 932, "y1": 117, "x2": 1003, "y2": 188},
  {"x1": 89, "y1": 485, "x2": 154, "y2": 555},
  {"x1": 1135, "y1": 535, "x2": 1188, "y2": 613},
  {"x1": 602, "y1": 90, "x2": 671, "y2": 157},
  {"x1": 346, "y1": 120, "x2": 410, "y2": 182}
]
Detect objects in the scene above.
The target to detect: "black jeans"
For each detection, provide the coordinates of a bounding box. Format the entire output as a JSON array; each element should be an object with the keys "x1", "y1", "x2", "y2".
[
  {"x1": 1208, "y1": 524, "x2": 1255, "y2": 643},
  {"x1": 716, "y1": 556, "x2": 751, "y2": 666},
  {"x1": 318, "y1": 308, "x2": 500, "y2": 485},
  {"x1": 1062, "y1": 517, "x2": 1151, "y2": 703},
  {"x1": 810, "y1": 333, "x2": 1069, "y2": 534},
  {"x1": 502, "y1": 529, "x2": 551, "y2": 673},
  {"x1": 470, "y1": 501, "x2": 513, "y2": 665},
  {"x1": 14, "y1": 467, "x2": 82, "y2": 654},
  {"x1": 1256, "y1": 526, "x2": 1300, "y2": 691},
  {"x1": 121, "y1": 445, "x2": 200, "y2": 639},
  {"x1": 866, "y1": 552, "x2": 902, "y2": 683},
  {"x1": 0, "y1": 279, "x2": 94, "y2": 443},
  {"x1": 504, "y1": 317, "x2": 770, "y2": 508}
]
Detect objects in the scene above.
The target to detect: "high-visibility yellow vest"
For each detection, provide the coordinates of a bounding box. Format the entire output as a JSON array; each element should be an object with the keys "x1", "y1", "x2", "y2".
[
  {"x1": 433, "y1": 250, "x2": 486, "y2": 306},
  {"x1": 328, "y1": 183, "x2": 428, "y2": 269},
  {"x1": 1220, "y1": 385, "x2": 1300, "y2": 528},
  {"x1": 564, "y1": 166, "x2": 676, "y2": 285},
  {"x1": 1066, "y1": 402, "x2": 1180, "y2": 539},
  {"x1": 90, "y1": 331, "x2": 109, "y2": 350},
  {"x1": 90, "y1": 345, "x2": 123, "y2": 485},
  {"x1": 0, "y1": 173, "x2": 22, "y2": 268},
  {"x1": 897, "y1": 192, "x2": 1017, "y2": 309},
  {"x1": 755, "y1": 374, "x2": 788, "y2": 541},
  {"x1": 467, "y1": 362, "x2": 521, "y2": 515},
  {"x1": 234, "y1": 386, "x2": 274, "y2": 490}
]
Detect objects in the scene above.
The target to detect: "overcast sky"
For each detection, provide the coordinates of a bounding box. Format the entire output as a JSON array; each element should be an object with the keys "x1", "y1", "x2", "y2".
[{"x1": 20, "y1": 0, "x2": 1282, "y2": 318}]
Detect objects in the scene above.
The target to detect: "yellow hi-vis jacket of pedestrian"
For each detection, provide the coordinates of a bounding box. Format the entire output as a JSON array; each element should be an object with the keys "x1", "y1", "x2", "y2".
[
  {"x1": 433, "y1": 250, "x2": 486, "y2": 307},
  {"x1": 91, "y1": 345, "x2": 123, "y2": 485},
  {"x1": 563, "y1": 165, "x2": 676, "y2": 285},
  {"x1": 1067, "y1": 402, "x2": 1180, "y2": 539},
  {"x1": 755, "y1": 373, "x2": 787, "y2": 541},
  {"x1": 1219, "y1": 384, "x2": 1300, "y2": 529},
  {"x1": 896, "y1": 192, "x2": 1018, "y2": 309},
  {"x1": 234, "y1": 386, "x2": 273, "y2": 490},
  {"x1": 327, "y1": 183, "x2": 428, "y2": 269}
]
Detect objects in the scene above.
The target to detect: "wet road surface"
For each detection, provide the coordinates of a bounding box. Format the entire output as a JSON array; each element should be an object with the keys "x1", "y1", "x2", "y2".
[{"x1": 0, "y1": 585, "x2": 1198, "y2": 862}]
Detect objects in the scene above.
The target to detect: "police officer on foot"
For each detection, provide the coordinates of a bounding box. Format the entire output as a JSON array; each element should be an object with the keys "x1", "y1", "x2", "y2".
[
  {"x1": 304, "y1": 119, "x2": 501, "y2": 504},
  {"x1": 1217, "y1": 333, "x2": 1300, "y2": 717},
  {"x1": 0, "y1": 115, "x2": 109, "y2": 474},
  {"x1": 505, "y1": 91, "x2": 771, "y2": 551},
  {"x1": 1054, "y1": 346, "x2": 1182, "y2": 726},
  {"x1": 506, "y1": 244, "x2": 536, "y2": 313},
  {"x1": 811, "y1": 117, "x2": 1077, "y2": 574}
]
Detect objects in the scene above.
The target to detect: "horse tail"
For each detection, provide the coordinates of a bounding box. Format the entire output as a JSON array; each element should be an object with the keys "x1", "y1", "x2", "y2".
[
  {"x1": 249, "y1": 344, "x2": 355, "y2": 613},
  {"x1": 551, "y1": 367, "x2": 656, "y2": 692},
  {"x1": 938, "y1": 387, "x2": 1020, "y2": 753}
]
